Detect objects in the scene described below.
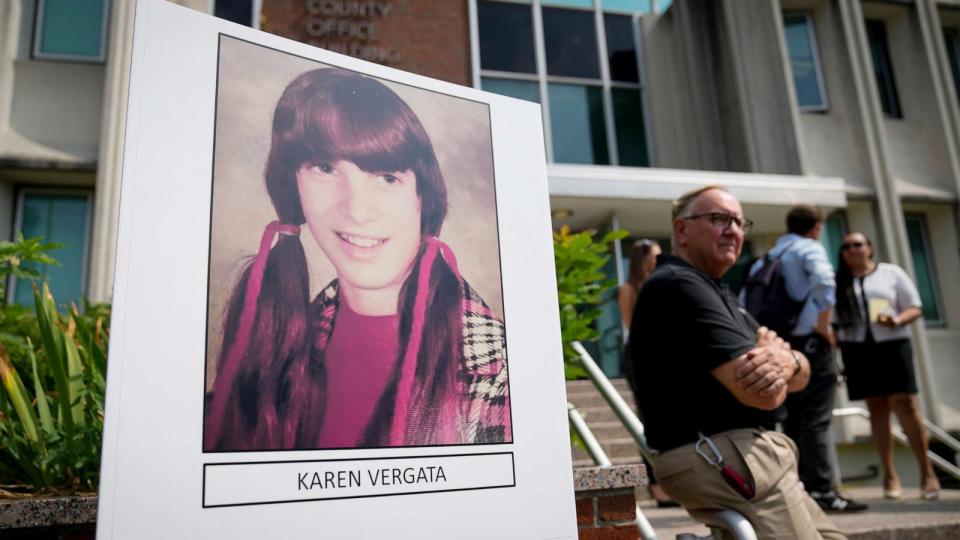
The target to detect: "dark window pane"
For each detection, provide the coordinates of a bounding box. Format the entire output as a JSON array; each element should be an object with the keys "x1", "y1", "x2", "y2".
[
  {"x1": 605, "y1": 14, "x2": 639, "y2": 83},
  {"x1": 543, "y1": 7, "x2": 600, "y2": 79},
  {"x1": 482, "y1": 77, "x2": 540, "y2": 103},
  {"x1": 944, "y1": 30, "x2": 960, "y2": 103},
  {"x1": 215, "y1": 0, "x2": 253, "y2": 26},
  {"x1": 14, "y1": 193, "x2": 90, "y2": 307},
  {"x1": 478, "y1": 1, "x2": 537, "y2": 74},
  {"x1": 784, "y1": 14, "x2": 825, "y2": 109},
  {"x1": 36, "y1": 0, "x2": 107, "y2": 59},
  {"x1": 904, "y1": 215, "x2": 942, "y2": 323},
  {"x1": 612, "y1": 88, "x2": 648, "y2": 166},
  {"x1": 548, "y1": 83, "x2": 609, "y2": 164},
  {"x1": 866, "y1": 19, "x2": 901, "y2": 118},
  {"x1": 603, "y1": 0, "x2": 652, "y2": 12}
]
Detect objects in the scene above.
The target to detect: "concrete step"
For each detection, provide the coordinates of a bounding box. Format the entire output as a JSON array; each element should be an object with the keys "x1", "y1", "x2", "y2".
[{"x1": 642, "y1": 486, "x2": 960, "y2": 539}]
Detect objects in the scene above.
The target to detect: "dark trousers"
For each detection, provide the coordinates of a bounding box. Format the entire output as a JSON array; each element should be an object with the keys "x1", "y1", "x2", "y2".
[{"x1": 784, "y1": 333, "x2": 837, "y2": 493}]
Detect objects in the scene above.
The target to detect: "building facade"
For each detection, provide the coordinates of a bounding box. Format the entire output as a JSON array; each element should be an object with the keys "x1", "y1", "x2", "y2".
[{"x1": 1, "y1": 0, "x2": 958, "y2": 437}]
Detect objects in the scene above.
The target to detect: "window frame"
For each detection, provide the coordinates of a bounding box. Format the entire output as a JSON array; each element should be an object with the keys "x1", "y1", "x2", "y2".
[
  {"x1": 865, "y1": 18, "x2": 902, "y2": 119},
  {"x1": 903, "y1": 213, "x2": 945, "y2": 327},
  {"x1": 6, "y1": 187, "x2": 94, "y2": 307},
  {"x1": 943, "y1": 27, "x2": 960, "y2": 103},
  {"x1": 782, "y1": 12, "x2": 829, "y2": 113},
  {"x1": 31, "y1": 0, "x2": 110, "y2": 63},
  {"x1": 471, "y1": 0, "x2": 653, "y2": 167}
]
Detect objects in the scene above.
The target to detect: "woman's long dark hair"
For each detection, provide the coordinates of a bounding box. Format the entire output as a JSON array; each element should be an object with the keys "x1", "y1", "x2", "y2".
[
  {"x1": 208, "y1": 69, "x2": 461, "y2": 450},
  {"x1": 834, "y1": 234, "x2": 873, "y2": 328},
  {"x1": 627, "y1": 239, "x2": 659, "y2": 292}
]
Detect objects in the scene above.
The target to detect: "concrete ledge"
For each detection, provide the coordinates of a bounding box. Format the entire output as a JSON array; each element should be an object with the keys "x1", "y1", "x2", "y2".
[
  {"x1": 573, "y1": 464, "x2": 647, "y2": 492},
  {"x1": 0, "y1": 496, "x2": 96, "y2": 530}
]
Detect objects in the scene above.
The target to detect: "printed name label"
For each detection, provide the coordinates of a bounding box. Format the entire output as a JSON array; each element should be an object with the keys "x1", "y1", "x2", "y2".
[{"x1": 203, "y1": 452, "x2": 515, "y2": 507}]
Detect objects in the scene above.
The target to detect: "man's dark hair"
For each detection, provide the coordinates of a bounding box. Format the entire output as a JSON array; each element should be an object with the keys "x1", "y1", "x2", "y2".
[{"x1": 786, "y1": 204, "x2": 824, "y2": 235}]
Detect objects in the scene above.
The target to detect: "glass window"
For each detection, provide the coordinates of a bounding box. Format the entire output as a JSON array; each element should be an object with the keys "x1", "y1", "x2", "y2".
[
  {"x1": 866, "y1": 19, "x2": 902, "y2": 118},
  {"x1": 33, "y1": 0, "x2": 109, "y2": 62},
  {"x1": 548, "y1": 83, "x2": 609, "y2": 165},
  {"x1": 542, "y1": 7, "x2": 601, "y2": 79},
  {"x1": 475, "y1": 0, "x2": 650, "y2": 166},
  {"x1": 12, "y1": 192, "x2": 91, "y2": 308},
  {"x1": 943, "y1": 29, "x2": 960, "y2": 103},
  {"x1": 215, "y1": 0, "x2": 254, "y2": 27},
  {"x1": 820, "y1": 211, "x2": 848, "y2": 269},
  {"x1": 655, "y1": 0, "x2": 673, "y2": 12},
  {"x1": 605, "y1": 14, "x2": 639, "y2": 83},
  {"x1": 904, "y1": 214, "x2": 943, "y2": 324},
  {"x1": 542, "y1": 0, "x2": 593, "y2": 7},
  {"x1": 478, "y1": 1, "x2": 537, "y2": 74},
  {"x1": 612, "y1": 88, "x2": 648, "y2": 166},
  {"x1": 603, "y1": 0, "x2": 652, "y2": 12},
  {"x1": 783, "y1": 14, "x2": 827, "y2": 111},
  {"x1": 481, "y1": 77, "x2": 540, "y2": 103}
]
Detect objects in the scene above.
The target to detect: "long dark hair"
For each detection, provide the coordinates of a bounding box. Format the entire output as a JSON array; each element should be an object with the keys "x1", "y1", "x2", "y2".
[
  {"x1": 834, "y1": 233, "x2": 873, "y2": 328},
  {"x1": 208, "y1": 69, "x2": 462, "y2": 450},
  {"x1": 627, "y1": 239, "x2": 659, "y2": 292}
]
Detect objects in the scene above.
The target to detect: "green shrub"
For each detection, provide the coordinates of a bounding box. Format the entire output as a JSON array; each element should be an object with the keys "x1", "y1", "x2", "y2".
[
  {"x1": 553, "y1": 225, "x2": 627, "y2": 379},
  {"x1": 0, "y1": 236, "x2": 109, "y2": 494}
]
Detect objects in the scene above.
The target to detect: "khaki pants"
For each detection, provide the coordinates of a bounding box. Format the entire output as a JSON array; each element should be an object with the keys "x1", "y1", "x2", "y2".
[{"x1": 651, "y1": 429, "x2": 845, "y2": 540}]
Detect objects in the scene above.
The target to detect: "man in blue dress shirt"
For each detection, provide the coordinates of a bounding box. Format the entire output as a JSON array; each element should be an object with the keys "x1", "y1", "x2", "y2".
[{"x1": 745, "y1": 205, "x2": 867, "y2": 513}]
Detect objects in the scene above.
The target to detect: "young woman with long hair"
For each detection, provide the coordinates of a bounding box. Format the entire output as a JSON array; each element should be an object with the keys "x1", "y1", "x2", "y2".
[
  {"x1": 204, "y1": 68, "x2": 510, "y2": 451},
  {"x1": 617, "y1": 239, "x2": 676, "y2": 507},
  {"x1": 835, "y1": 232, "x2": 938, "y2": 500}
]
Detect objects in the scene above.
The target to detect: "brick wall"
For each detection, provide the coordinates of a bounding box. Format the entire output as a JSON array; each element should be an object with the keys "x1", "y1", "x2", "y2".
[
  {"x1": 575, "y1": 488, "x2": 640, "y2": 540},
  {"x1": 262, "y1": 0, "x2": 472, "y2": 86}
]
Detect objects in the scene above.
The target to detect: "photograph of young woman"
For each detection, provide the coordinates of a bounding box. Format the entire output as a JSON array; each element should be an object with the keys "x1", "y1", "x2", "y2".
[{"x1": 203, "y1": 38, "x2": 511, "y2": 452}]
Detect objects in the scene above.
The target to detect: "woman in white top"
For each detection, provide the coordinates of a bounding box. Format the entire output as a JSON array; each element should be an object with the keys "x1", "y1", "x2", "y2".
[{"x1": 834, "y1": 232, "x2": 939, "y2": 500}]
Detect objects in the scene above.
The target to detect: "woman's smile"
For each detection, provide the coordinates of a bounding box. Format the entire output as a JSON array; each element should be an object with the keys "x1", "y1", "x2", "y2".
[{"x1": 336, "y1": 231, "x2": 389, "y2": 250}]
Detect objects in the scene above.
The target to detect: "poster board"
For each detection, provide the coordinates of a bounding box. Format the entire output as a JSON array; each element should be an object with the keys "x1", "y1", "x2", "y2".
[{"x1": 96, "y1": 0, "x2": 575, "y2": 538}]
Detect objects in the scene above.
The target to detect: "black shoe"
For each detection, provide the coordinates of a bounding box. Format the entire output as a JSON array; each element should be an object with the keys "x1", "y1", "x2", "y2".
[
  {"x1": 655, "y1": 498, "x2": 681, "y2": 508},
  {"x1": 810, "y1": 491, "x2": 869, "y2": 513}
]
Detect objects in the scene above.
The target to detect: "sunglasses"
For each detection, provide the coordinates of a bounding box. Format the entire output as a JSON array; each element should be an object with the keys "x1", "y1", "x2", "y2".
[{"x1": 841, "y1": 241, "x2": 865, "y2": 250}]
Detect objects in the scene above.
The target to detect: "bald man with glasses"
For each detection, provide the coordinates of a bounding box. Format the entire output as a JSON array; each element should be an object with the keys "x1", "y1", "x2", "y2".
[{"x1": 628, "y1": 185, "x2": 844, "y2": 539}]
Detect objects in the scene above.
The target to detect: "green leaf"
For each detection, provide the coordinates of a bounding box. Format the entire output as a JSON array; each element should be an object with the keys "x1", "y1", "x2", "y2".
[{"x1": 28, "y1": 339, "x2": 55, "y2": 436}]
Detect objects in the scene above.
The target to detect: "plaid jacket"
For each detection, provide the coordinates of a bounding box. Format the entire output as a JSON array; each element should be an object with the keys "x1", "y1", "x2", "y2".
[{"x1": 309, "y1": 278, "x2": 512, "y2": 445}]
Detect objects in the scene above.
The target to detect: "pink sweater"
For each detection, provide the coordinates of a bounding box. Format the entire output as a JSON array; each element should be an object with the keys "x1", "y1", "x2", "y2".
[{"x1": 317, "y1": 298, "x2": 400, "y2": 448}]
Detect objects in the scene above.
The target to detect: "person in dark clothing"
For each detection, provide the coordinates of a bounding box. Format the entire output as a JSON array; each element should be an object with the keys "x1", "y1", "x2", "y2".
[
  {"x1": 630, "y1": 185, "x2": 844, "y2": 539},
  {"x1": 744, "y1": 205, "x2": 866, "y2": 513}
]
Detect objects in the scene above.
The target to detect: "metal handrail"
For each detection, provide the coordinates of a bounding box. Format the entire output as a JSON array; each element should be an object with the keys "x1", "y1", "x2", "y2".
[
  {"x1": 569, "y1": 403, "x2": 612, "y2": 467},
  {"x1": 568, "y1": 403, "x2": 656, "y2": 539},
  {"x1": 833, "y1": 407, "x2": 960, "y2": 481},
  {"x1": 572, "y1": 342, "x2": 756, "y2": 540},
  {"x1": 572, "y1": 341, "x2": 655, "y2": 462}
]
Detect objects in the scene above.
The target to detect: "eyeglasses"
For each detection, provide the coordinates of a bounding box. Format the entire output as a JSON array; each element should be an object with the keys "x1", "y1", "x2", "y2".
[
  {"x1": 841, "y1": 241, "x2": 865, "y2": 251},
  {"x1": 680, "y1": 212, "x2": 754, "y2": 234}
]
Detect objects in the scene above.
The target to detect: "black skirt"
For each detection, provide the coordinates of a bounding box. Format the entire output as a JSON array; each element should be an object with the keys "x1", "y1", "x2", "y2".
[{"x1": 839, "y1": 337, "x2": 917, "y2": 401}]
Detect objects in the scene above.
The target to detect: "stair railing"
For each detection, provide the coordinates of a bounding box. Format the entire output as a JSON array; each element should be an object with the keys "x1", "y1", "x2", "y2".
[
  {"x1": 833, "y1": 407, "x2": 960, "y2": 481},
  {"x1": 572, "y1": 341, "x2": 757, "y2": 540},
  {"x1": 568, "y1": 402, "x2": 612, "y2": 467}
]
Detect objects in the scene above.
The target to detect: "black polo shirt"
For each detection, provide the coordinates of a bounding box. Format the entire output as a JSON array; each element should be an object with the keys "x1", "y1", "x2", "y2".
[{"x1": 629, "y1": 255, "x2": 776, "y2": 451}]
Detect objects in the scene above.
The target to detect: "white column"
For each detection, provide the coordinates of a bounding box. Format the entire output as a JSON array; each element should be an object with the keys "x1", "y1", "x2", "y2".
[
  {"x1": 837, "y1": 0, "x2": 942, "y2": 426},
  {"x1": 88, "y1": 0, "x2": 136, "y2": 302}
]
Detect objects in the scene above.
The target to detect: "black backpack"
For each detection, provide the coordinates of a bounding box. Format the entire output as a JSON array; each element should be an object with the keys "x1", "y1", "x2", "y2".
[{"x1": 742, "y1": 244, "x2": 804, "y2": 335}]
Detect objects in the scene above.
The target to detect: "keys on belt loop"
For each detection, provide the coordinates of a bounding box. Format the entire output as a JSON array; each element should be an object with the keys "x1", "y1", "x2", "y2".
[{"x1": 694, "y1": 433, "x2": 756, "y2": 500}]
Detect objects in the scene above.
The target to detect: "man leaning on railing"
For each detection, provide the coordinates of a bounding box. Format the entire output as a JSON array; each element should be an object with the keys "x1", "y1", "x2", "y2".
[{"x1": 627, "y1": 185, "x2": 845, "y2": 539}]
